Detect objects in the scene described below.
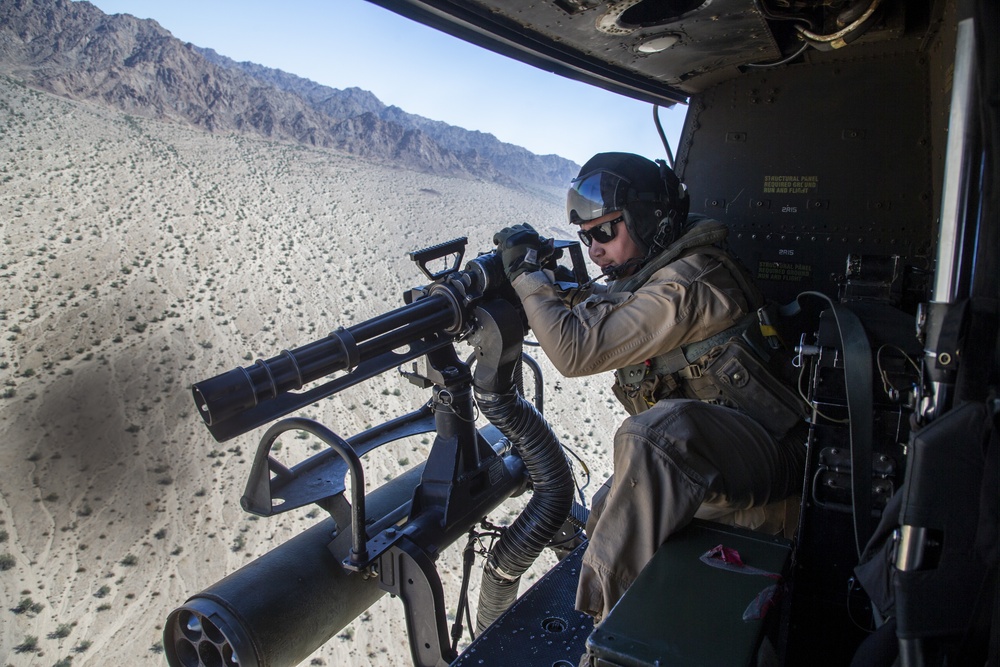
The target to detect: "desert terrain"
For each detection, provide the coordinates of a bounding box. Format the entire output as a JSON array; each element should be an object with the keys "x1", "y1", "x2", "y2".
[{"x1": 0, "y1": 76, "x2": 623, "y2": 665}]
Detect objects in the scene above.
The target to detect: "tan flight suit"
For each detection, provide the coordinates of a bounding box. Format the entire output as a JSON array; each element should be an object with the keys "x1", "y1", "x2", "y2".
[{"x1": 511, "y1": 218, "x2": 806, "y2": 621}]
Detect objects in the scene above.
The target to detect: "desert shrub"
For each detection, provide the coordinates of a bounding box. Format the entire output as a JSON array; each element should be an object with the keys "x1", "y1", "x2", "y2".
[
  {"x1": 14, "y1": 635, "x2": 38, "y2": 653},
  {"x1": 0, "y1": 552, "x2": 15, "y2": 570},
  {"x1": 12, "y1": 597, "x2": 44, "y2": 615}
]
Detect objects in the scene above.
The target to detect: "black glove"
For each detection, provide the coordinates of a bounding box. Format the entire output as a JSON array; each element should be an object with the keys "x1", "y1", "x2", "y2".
[{"x1": 493, "y1": 223, "x2": 543, "y2": 281}]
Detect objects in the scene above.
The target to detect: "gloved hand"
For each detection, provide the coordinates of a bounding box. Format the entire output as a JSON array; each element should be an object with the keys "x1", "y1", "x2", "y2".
[{"x1": 493, "y1": 223, "x2": 543, "y2": 281}]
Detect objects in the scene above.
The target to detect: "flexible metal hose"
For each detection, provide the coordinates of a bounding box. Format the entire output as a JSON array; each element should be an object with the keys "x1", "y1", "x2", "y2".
[{"x1": 474, "y1": 385, "x2": 575, "y2": 632}]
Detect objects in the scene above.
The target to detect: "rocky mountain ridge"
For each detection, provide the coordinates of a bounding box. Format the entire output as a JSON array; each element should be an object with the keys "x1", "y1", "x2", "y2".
[{"x1": 0, "y1": 0, "x2": 578, "y2": 188}]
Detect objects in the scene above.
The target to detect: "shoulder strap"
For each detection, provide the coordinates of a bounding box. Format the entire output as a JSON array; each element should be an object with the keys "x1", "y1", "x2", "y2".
[
  {"x1": 828, "y1": 304, "x2": 876, "y2": 556},
  {"x1": 693, "y1": 245, "x2": 765, "y2": 314},
  {"x1": 649, "y1": 312, "x2": 760, "y2": 377},
  {"x1": 609, "y1": 219, "x2": 729, "y2": 294}
]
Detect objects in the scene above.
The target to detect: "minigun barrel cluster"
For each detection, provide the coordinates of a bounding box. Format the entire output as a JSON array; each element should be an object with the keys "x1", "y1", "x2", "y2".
[
  {"x1": 192, "y1": 242, "x2": 511, "y2": 443},
  {"x1": 192, "y1": 293, "x2": 459, "y2": 438}
]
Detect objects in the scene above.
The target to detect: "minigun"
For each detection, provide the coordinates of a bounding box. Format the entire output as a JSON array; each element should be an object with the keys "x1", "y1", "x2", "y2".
[{"x1": 164, "y1": 237, "x2": 589, "y2": 667}]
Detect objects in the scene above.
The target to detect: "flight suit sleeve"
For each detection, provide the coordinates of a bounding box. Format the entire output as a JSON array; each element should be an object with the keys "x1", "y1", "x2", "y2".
[{"x1": 511, "y1": 255, "x2": 750, "y2": 377}]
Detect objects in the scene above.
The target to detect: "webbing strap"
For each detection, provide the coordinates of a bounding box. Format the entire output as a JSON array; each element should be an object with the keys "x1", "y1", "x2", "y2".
[
  {"x1": 830, "y1": 304, "x2": 875, "y2": 557},
  {"x1": 650, "y1": 312, "x2": 759, "y2": 377}
]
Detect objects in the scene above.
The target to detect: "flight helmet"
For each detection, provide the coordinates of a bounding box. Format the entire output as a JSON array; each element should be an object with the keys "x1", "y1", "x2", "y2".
[{"x1": 566, "y1": 152, "x2": 688, "y2": 258}]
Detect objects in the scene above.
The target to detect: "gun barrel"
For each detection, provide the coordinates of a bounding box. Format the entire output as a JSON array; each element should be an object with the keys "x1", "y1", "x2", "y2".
[{"x1": 192, "y1": 293, "x2": 460, "y2": 432}]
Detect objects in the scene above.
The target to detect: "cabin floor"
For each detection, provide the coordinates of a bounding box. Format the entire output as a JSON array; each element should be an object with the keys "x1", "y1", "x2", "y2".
[{"x1": 452, "y1": 541, "x2": 593, "y2": 667}]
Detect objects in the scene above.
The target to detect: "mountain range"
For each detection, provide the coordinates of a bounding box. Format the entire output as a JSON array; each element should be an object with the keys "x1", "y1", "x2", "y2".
[{"x1": 0, "y1": 0, "x2": 578, "y2": 188}]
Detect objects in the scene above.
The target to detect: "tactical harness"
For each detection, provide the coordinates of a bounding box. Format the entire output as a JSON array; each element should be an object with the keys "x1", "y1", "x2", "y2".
[{"x1": 610, "y1": 226, "x2": 808, "y2": 440}]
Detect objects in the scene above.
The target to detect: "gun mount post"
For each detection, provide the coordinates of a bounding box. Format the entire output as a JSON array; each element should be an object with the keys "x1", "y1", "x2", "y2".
[
  {"x1": 335, "y1": 328, "x2": 531, "y2": 667},
  {"x1": 379, "y1": 537, "x2": 458, "y2": 667}
]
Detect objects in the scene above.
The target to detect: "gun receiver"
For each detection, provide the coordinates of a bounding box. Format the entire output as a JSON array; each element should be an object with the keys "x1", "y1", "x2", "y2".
[{"x1": 166, "y1": 238, "x2": 586, "y2": 667}]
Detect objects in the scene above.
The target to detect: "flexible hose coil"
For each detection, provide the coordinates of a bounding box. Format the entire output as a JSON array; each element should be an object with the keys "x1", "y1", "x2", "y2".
[{"x1": 474, "y1": 385, "x2": 575, "y2": 632}]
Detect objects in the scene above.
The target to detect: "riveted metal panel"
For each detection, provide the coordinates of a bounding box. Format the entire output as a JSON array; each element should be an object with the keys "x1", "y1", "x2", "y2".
[{"x1": 677, "y1": 50, "x2": 936, "y2": 307}]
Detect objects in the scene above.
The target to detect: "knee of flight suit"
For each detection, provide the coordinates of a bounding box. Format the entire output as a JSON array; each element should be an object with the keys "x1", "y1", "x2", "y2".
[
  {"x1": 613, "y1": 399, "x2": 730, "y2": 493},
  {"x1": 586, "y1": 477, "x2": 613, "y2": 538},
  {"x1": 616, "y1": 398, "x2": 802, "y2": 510}
]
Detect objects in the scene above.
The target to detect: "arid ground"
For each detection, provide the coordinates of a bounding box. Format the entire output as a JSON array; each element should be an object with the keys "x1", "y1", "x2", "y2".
[{"x1": 0, "y1": 76, "x2": 623, "y2": 666}]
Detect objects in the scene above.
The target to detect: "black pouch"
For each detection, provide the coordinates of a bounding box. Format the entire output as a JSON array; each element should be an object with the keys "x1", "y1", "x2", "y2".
[{"x1": 704, "y1": 339, "x2": 808, "y2": 440}]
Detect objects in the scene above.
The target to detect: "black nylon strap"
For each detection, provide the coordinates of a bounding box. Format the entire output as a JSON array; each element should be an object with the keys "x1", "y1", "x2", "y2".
[
  {"x1": 830, "y1": 304, "x2": 876, "y2": 557},
  {"x1": 644, "y1": 312, "x2": 758, "y2": 379}
]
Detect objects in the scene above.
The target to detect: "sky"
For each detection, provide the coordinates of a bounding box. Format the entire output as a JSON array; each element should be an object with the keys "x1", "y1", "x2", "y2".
[{"x1": 85, "y1": 0, "x2": 688, "y2": 167}]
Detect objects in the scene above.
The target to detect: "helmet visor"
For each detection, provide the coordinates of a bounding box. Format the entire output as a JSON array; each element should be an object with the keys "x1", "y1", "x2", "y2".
[{"x1": 567, "y1": 171, "x2": 631, "y2": 224}]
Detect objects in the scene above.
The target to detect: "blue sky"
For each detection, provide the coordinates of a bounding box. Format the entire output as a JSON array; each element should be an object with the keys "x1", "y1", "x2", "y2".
[{"x1": 86, "y1": 0, "x2": 687, "y2": 167}]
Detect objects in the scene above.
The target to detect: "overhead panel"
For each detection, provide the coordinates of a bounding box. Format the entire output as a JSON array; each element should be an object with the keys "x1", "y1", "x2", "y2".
[
  {"x1": 367, "y1": 0, "x2": 782, "y2": 104},
  {"x1": 471, "y1": 0, "x2": 780, "y2": 90}
]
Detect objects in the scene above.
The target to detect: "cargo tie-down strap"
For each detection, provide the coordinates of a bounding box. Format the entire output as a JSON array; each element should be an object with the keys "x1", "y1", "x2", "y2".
[{"x1": 700, "y1": 545, "x2": 784, "y2": 621}]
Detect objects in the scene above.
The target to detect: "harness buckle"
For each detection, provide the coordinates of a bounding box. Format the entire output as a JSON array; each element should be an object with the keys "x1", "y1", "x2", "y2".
[{"x1": 677, "y1": 364, "x2": 703, "y2": 380}]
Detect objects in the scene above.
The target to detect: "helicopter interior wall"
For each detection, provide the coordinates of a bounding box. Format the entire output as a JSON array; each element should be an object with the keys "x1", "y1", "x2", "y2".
[
  {"x1": 668, "y1": 30, "x2": 956, "y2": 664},
  {"x1": 675, "y1": 48, "x2": 941, "y2": 312}
]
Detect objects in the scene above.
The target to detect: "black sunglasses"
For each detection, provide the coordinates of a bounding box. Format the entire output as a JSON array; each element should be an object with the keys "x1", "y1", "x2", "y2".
[{"x1": 577, "y1": 214, "x2": 624, "y2": 248}]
